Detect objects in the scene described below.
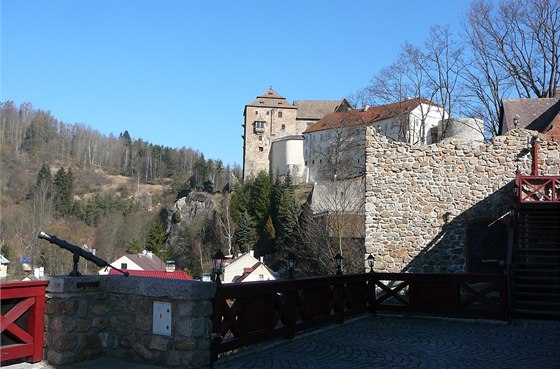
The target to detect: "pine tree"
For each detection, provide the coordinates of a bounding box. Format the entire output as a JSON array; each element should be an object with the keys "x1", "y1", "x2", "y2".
[
  {"x1": 235, "y1": 211, "x2": 255, "y2": 252},
  {"x1": 146, "y1": 217, "x2": 167, "y2": 260},
  {"x1": 53, "y1": 167, "x2": 74, "y2": 217}
]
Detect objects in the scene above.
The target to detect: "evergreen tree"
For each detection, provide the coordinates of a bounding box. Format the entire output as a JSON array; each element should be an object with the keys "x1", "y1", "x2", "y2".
[
  {"x1": 146, "y1": 216, "x2": 167, "y2": 260},
  {"x1": 53, "y1": 167, "x2": 74, "y2": 217},
  {"x1": 36, "y1": 163, "x2": 52, "y2": 189},
  {"x1": 234, "y1": 211, "x2": 255, "y2": 252}
]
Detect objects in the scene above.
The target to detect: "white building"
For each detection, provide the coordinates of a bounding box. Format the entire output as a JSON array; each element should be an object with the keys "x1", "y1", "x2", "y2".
[
  {"x1": 222, "y1": 250, "x2": 276, "y2": 283},
  {"x1": 98, "y1": 250, "x2": 164, "y2": 275},
  {"x1": 0, "y1": 254, "x2": 9, "y2": 278}
]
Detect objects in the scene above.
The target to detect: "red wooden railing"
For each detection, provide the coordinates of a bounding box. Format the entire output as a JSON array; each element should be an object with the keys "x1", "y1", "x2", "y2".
[
  {"x1": 211, "y1": 272, "x2": 509, "y2": 358},
  {"x1": 1, "y1": 280, "x2": 49, "y2": 364},
  {"x1": 517, "y1": 175, "x2": 560, "y2": 203}
]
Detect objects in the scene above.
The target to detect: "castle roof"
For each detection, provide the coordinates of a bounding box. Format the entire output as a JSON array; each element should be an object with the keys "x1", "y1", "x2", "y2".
[
  {"x1": 293, "y1": 99, "x2": 350, "y2": 120},
  {"x1": 245, "y1": 87, "x2": 296, "y2": 109},
  {"x1": 304, "y1": 98, "x2": 435, "y2": 133}
]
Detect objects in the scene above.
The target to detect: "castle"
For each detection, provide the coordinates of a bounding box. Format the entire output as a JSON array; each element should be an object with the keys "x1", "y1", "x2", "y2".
[{"x1": 242, "y1": 88, "x2": 485, "y2": 182}]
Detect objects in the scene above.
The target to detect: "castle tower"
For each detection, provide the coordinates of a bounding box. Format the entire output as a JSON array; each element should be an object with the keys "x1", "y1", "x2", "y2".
[{"x1": 242, "y1": 87, "x2": 298, "y2": 179}]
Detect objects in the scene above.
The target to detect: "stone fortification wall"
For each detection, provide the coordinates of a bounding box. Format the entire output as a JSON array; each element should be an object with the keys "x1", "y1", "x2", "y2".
[
  {"x1": 365, "y1": 127, "x2": 559, "y2": 273},
  {"x1": 45, "y1": 276, "x2": 216, "y2": 368}
]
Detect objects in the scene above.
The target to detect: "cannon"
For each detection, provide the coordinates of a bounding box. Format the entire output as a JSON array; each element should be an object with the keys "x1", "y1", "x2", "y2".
[{"x1": 38, "y1": 231, "x2": 129, "y2": 277}]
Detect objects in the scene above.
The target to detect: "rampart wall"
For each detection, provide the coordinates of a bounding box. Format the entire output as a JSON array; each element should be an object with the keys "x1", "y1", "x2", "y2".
[{"x1": 364, "y1": 128, "x2": 559, "y2": 272}]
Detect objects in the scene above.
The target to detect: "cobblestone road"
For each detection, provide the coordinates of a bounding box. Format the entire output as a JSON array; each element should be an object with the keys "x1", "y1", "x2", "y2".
[{"x1": 213, "y1": 315, "x2": 560, "y2": 369}]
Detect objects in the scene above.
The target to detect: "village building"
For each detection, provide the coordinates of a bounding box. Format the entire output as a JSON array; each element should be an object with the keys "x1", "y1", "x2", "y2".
[
  {"x1": 98, "y1": 250, "x2": 165, "y2": 275},
  {"x1": 221, "y1": 250, "x2": 276, "y2": 283}
]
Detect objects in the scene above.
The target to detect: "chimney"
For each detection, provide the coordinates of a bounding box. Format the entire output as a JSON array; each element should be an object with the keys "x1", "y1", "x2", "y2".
[
  {"x1": 165, "y1": 260, "x2": 176, "y2": 272},
  {"x1": 364, "y1": 104, "x2": 370, "y2": 111}
]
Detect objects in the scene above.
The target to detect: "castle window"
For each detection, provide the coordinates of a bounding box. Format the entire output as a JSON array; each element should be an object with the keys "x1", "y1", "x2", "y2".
[
  {"x1": 258, "y1": 135, "x2": 263, "y2": 141},
  {"x1": 278, "y1": 111, "x2": 283, "y2": 118},
  {"x1": 266, "y1": 111, "x2": 270, "y2": 115},
  {"x1": 255, "y1": 110, "x2": 258, "y2": 114},
  {"x1": 254, "y1": 121, "x2": 265, "y2": 133},
  {"x1": 259, "y1": 147, "x2": 264, "y2": 152},
  {"x1": 281, "y1": 124, "x2": 286, "y2": 130}
]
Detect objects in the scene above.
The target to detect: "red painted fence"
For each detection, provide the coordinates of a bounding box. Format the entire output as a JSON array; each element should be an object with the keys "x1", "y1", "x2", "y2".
[
  {"x1": 1, "y1": 280, "x2": 49, "y2": 364},
  {"x1": 517, "y1": 175, "x2": 560, "y2": 203},
  {"x1": 212, "y1": 272, "x2": 509, "y2": 359}
]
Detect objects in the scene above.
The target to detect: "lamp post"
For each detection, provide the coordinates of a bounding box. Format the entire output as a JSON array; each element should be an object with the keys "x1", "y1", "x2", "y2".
[
  {"x1": 287, "y1": 252, "x2": 296, "y2": 279},
  {"x1": 212, "y1": 250, "x2": 226, "y2": 284},
  {"x1": 334, "y1": 253, "x2": 343, "y2": 275},
  {"x1": 367, "y1": 254, "x2": 375, "y2": 273}
]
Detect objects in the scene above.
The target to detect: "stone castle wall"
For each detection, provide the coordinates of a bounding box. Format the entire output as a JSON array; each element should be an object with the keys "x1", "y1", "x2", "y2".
[{"x1": 364, "y1": 128, "x2": 560, "y2": 273}]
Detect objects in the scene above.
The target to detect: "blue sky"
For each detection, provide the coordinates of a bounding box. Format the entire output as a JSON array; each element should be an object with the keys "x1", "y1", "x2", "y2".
[{"x1": 1, "y1": 0, "x2": 473, "y2": 166}]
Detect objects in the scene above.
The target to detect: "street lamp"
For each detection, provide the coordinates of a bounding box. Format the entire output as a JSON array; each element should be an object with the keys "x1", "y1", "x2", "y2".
[
  {"x1": 367, "y1": 254, "x2": 375, "y2": 273},
  {"x1": 334, "y1": 253, "x2": 343, "y2": 275},
  {"x1": 212, "y1": 250, "x2": 226, "y2": 284},
  {"x1": 287, "y1": 252, "x2": 297, "y2": 279}
]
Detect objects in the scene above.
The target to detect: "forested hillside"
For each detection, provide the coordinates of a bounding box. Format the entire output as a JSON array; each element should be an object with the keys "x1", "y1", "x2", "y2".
[{"x1": 0, "y1": 101, "x2": 240, "y2": 278}]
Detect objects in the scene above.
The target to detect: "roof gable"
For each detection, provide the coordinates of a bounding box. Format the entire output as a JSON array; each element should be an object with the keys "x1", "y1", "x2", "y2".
[
  {"x1": 245, "y1": 87, "x2": 296, "y2": 110},
  {"x1": 118, "y1": 252, "x2": 164, "y2": 270}
]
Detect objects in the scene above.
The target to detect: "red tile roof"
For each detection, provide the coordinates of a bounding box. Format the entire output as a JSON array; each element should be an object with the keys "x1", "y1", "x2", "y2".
[
  {"x1": 303, "y1": 98, "x2": 436, "y2": 133},
  {"x1": 108, "y1": 269, "x2": 193, "y2": 280}
]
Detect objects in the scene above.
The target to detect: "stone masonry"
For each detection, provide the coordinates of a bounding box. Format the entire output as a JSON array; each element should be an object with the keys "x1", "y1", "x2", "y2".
[
  {"x1": 365, "y1": 127, "x2": 559, "y2": 273},
  {"x1": 45, "y1": 275, "x2": 216, "y2": 368}
]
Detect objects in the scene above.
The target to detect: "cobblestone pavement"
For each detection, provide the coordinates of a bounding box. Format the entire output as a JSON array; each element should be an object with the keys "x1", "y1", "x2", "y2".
[{"x1": 213, "y1": 314, "x2": 560, "y2": 369}]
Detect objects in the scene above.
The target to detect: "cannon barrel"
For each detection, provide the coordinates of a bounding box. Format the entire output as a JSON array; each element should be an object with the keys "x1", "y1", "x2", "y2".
[{"x1": 38, "y1": 231, "x2": 109, "y2": 268}]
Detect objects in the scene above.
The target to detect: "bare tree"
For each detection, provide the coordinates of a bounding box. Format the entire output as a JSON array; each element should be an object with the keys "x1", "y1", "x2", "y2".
[{"x1": 464, "y1": 0, "x2": 560, "y2": 134}]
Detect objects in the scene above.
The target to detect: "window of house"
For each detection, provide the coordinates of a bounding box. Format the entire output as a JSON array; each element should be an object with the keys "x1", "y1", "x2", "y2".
[
  {"x1": 121, "y1": 263, "x2": 127, "y2": 269},
  {"x1": 312, "y1": 160, "x2": 315, "y2": 164},
  {"x1": 255, "y1": 110, "x2": 258, "y2": 115},
  {"x1": 266, "y1": 111, "x2": 270, "y2": 115},
  {"x1": 281, "y1": 124, "x2": 286, "y2": 130},
  {"x1": 278, "y1": 111, "x2": 283, "y2": 118},
  {"x1": 259, "y1": 274, "x2": 264, "y2": 280},
  {"x1": 258, "y1": 135, "x2": 263, "y2": 141},
  {"x1": 255, "y1": 121, "x2": 265, "y2": 129},
  {"x1": 259, "y1": 147, "x2": 264, "y2": 152}
]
